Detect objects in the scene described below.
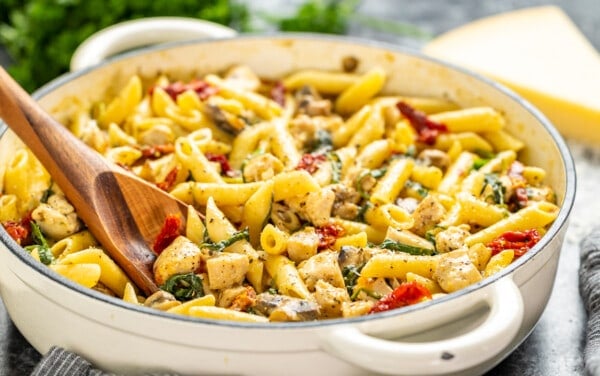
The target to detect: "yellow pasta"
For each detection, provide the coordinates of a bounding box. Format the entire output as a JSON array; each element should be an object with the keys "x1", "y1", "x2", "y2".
[
  {"x1": 437, "y1": 151, "x2": 475, "y2": 194},
  {"x1": 243, "y1": 180, "x2": 275, "y2": 246},
  {"x1": 265, "y1": 254, "x2": 313, "y2": 301},
  {"x1": 49, "y1": 263, "x2": 102, "y2": 289},
  {"x1": 429, "y1": 107, "x2": 505, "y2": 133},
  {"x1": 335, "y1": 67, "x2": 386, "y2": 115},
  {"x1": 1, "y1": 64, "x2": 560, "y2": 323},
  {"x1": 283, "y1": 70, "x2": 359, "y2": 94},
  {"x1": 59, "y1": 248, "x2": 133, "y2": 297},
  {"x1": 370, "y1": 158, "x2": 414, "y2": 204},
  {"x1": 361, "y1": 252, "x2": 438, "y2": 279},
  {"x1": 465, "y1": 202, "x2": 559, "y2": 246},
  {"x1": 260, "y1": 224, "x2": 289, "y2": 255},
  {"x1": 188, "y1": 306, "x2": 269, "y2": 323}
]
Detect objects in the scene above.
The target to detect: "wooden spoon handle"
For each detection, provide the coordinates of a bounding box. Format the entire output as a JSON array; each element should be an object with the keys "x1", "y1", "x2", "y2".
[
  {"x1": 0, "y1": 68, "x2": 110, "y2": 204},
  {"x1": 0, "y1": 68, "x2": 159, "y2": 295}
]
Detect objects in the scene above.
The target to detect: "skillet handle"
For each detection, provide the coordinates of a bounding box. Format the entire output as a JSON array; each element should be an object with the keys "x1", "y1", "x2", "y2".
[
  {"x1": 70, "y1": 17, "x2": 237, "y2": 71},
  {"x1": 320, "y1": 276, "x2": 524, "y2": 375}
]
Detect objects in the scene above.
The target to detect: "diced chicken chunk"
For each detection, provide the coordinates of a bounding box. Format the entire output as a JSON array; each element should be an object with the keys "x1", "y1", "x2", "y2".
[
  {"x1": 206, "y1": 252, "x2": 249, "y2": 290},
  {"x1": 224, "y1": 65, "x2": 261, "y2": 92},
  {"x1": 242, "y1": 153, "x2": 284, "y2": 182},
  {"x1": 313, "y1": 280, "x2": 350, "y2": 318},
  {"x1": 218, "y1": 285, "x2": 257, "y2": 312},
  {"x1": 434, "y1": 225, "x2": 471, "y2": 253},
  {"x1": 286, "y1": 227, "x2": 320, "y2": 262},
  {"x1": 287, "y1": 188, "x2": 335, "y2": 227},
  {"x1": 298, "y1": 251, "x2": 345, "y2": 291},
  {"x1": 153, "y1": 236, "x2": 205, "y2": 285},
  {"x1": 31, "y1": 194, "x2": 81, "y2": 240},
  {"x1": 411, "y1": 195, "x2": 446, "y2": 236},
  {"x1": 433, "y1": 250, "x2": 482, "y2": 293},
  {"x1": 417, "y1": 149, "x2": 451, "y2": 170},
  {"x1": 342, "y1": 300, "x2": 374, "y2": 318}
]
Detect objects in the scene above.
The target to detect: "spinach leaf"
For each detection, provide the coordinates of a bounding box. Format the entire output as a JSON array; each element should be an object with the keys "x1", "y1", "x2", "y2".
[
  {"x1": 161, "y1": 273, "x2": 204, "y2": 302},
  {"x1": 379, "y1": 238, "x2": 437, "y2": 256},
  {"x1": 24, "y1": 221, "x2": 54, "y2": 265},
  {"x1": 200, "y1": 228, "x2": 249, "y2": 253}
]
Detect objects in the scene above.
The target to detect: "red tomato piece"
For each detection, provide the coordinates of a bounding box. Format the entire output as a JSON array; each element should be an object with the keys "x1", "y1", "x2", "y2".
[
  {"x1": 369, "y1": 281, "x2": 432, "y2": 314},
  {"x1": 396, "y1": 101, "x2": 448, "y2": 145},
  {"x1": 296, "y1": 153, "x2": 327, "y2": 174},
  {"x1": 487, "y1": 229, "x2": 541, "y2": 257},
  {"x1": 205, "y1": 153, "x2": 236, "y2": 177},
  {"x1": 315, "y1": 223, "x2": 345, "y2": 250},
  {"x1": 152, "y1": 214, "x2": 183, "y2": 254}
]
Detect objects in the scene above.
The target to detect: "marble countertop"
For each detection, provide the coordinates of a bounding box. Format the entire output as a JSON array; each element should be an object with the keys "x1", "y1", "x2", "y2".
[{"x1": 0, "y1": 0, "x2": 598, "y2": 375}]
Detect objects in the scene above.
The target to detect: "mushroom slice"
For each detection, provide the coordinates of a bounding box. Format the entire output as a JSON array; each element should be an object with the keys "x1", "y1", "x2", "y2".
[{"x1": 254, "y1": 293, "x2": 319, "y2": 322}]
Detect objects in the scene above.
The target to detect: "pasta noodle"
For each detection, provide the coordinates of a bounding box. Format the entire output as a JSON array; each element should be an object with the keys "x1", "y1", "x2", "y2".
[{"x1": 0, "y1": 63, "x2": 559, "y2": 323}]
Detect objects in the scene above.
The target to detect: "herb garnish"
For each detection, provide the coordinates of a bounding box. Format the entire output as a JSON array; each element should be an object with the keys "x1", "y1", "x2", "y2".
[
  {"x1": 161, "y1": 273, "x2": 204, "y2": 302},
  {"x1": 379, "y1": 238, "x2": 437, "y2": 256},
  {"x1": 24, "y1": 221, "x2": 54, "y2": 265},
  {"x1": 200, "y1": 228, "x2": 249, "y2": 253}
]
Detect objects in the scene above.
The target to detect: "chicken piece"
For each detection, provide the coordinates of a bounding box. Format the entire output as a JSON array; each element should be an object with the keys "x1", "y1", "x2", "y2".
[
  {"x1": 411, "y1": 195, "x2": 446, "y2": 237},
  {"x1": 330, "y1": 184, "x2": 361, "y2": 220},
  {"x1": 218, "y1": 285, "x2": 257, "y2": 312},
  {"x1": 31, "y1": 194, "x2": 81, "y2": 240},
  {"x1": 298, "y1": 251, "x2": 345, "y2": 291},
  {"x1": 417, "y1": 149, "x2": 451, "y2": 170},
  {"x1": 341, "y1": 300, "x2": 374, "y2": 318},
  {"x1": 433, "y1": 249, "x2": 482, "y2": 293},
  {"x1": 295, "y1": 85, "x2": 332, "y2": 117},
  {"x1": 286, "y1": 227, "x2": 320, "y2": 263},
  {"x1": 153, "y1": 236, "x2": 205, "y2": 286},
  {"x1": 434, "y1": 225, "x2": 471, "y2": 253},
  {"x1": 313, "y1": 280, "x2": 350, "y2": 318},
  {"x1": 467, "y1": 243, "x2": 492, "y2": 271},
  {"x1": 254, "y1": 293, "x2": 319, "y2": 322},
  {"x1": 352, "y1": 277, "x2": 393, "y2": 301},
  {"x1": 206, "y1": 252, "x2": 250, "y2": 290},
  {"x1": 242, "y1": 153, "x2": 284, "y2": 182},
  {"x1": 144, "y1": 290, "x2": 181, "y2": 311},
  {"x1": 224, "y1": 65, "x2": 261, "y2": 92},
  {"x1": 286, "y1": 188, "x2": 335, "y2": 227},
  {"x1": 138, "y1": 124, "x2": 175, "y2": 146},
  {"x1": 395, "y1": 197, "x2": 419, "y2": 214},
  {"x1": 289, "y1": 114, "x2": 318, "y2": 149}
]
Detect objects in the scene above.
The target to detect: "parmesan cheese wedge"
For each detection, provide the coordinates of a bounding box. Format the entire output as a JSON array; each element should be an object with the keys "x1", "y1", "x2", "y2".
[{"x1": 423, "y1": 6, "x2": 600, "y2": 144}]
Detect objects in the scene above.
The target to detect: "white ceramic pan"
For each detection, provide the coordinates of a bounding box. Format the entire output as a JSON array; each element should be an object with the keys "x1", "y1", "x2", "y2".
[{"x1": 0, "y1": 34, "x2": 576, "y2": 376}]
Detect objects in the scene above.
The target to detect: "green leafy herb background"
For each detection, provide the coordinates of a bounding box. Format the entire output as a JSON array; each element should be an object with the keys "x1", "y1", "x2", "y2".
[{"x1": 0, "y1": 0, "x2": 429, "y2": 92}]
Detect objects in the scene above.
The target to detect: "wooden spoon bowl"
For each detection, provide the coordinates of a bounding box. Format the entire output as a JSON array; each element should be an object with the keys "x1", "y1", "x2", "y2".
[{"x1": 0, "y1": 67, "x2": 188, "y2": 296}]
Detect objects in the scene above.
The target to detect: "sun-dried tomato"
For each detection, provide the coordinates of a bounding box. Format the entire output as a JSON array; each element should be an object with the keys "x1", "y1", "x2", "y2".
[
  {"x1": 369, "y1": 281, "x2": 432, "y2": 314},
  {"x1": 156, "y1": 167, "x2": 179, "y2": 192},
  {"x1": 487, "y1": 229, "x2": 541, "y2": 257},
  {"x1": 151, "y1": 80, "x2": 218, "y2": 101},
  {"x1": 296, "y1": 153, "x2": 327, "y2": 174},
  {"x1": 270, "y1": 81, "x2": 286, "y2": 107},
  {"x1": 205, "y1": 153, "x2": 236, "y2": 178},
  {"x1": 315, "y1": 223, "x2": 345, "y2": 250},
  {"x1": 2, "y1": 211, "x2": 33, "y2": 245},
  {"x1": 152, "y1": 214, "x2": 183, "y2": 254},
  {"x1": 397, "y1": 101, "x2": 448, "y2": 145},
  {"x1": 139, "y1": 144, "x2": 175, "y2": 159},
  {"x1": 508, "y1": 161, "x2": 528, "y2": 208}
]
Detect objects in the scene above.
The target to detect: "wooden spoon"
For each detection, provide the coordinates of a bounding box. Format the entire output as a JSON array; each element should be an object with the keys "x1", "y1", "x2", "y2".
[{"x1": 0, "y1": 67, "x2": 188, "y2": 296}]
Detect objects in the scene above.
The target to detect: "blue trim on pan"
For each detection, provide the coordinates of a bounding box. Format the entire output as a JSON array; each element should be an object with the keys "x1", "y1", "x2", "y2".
[{"x1": 1, "y1": 33, "x2": 577, "y2": 330}]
